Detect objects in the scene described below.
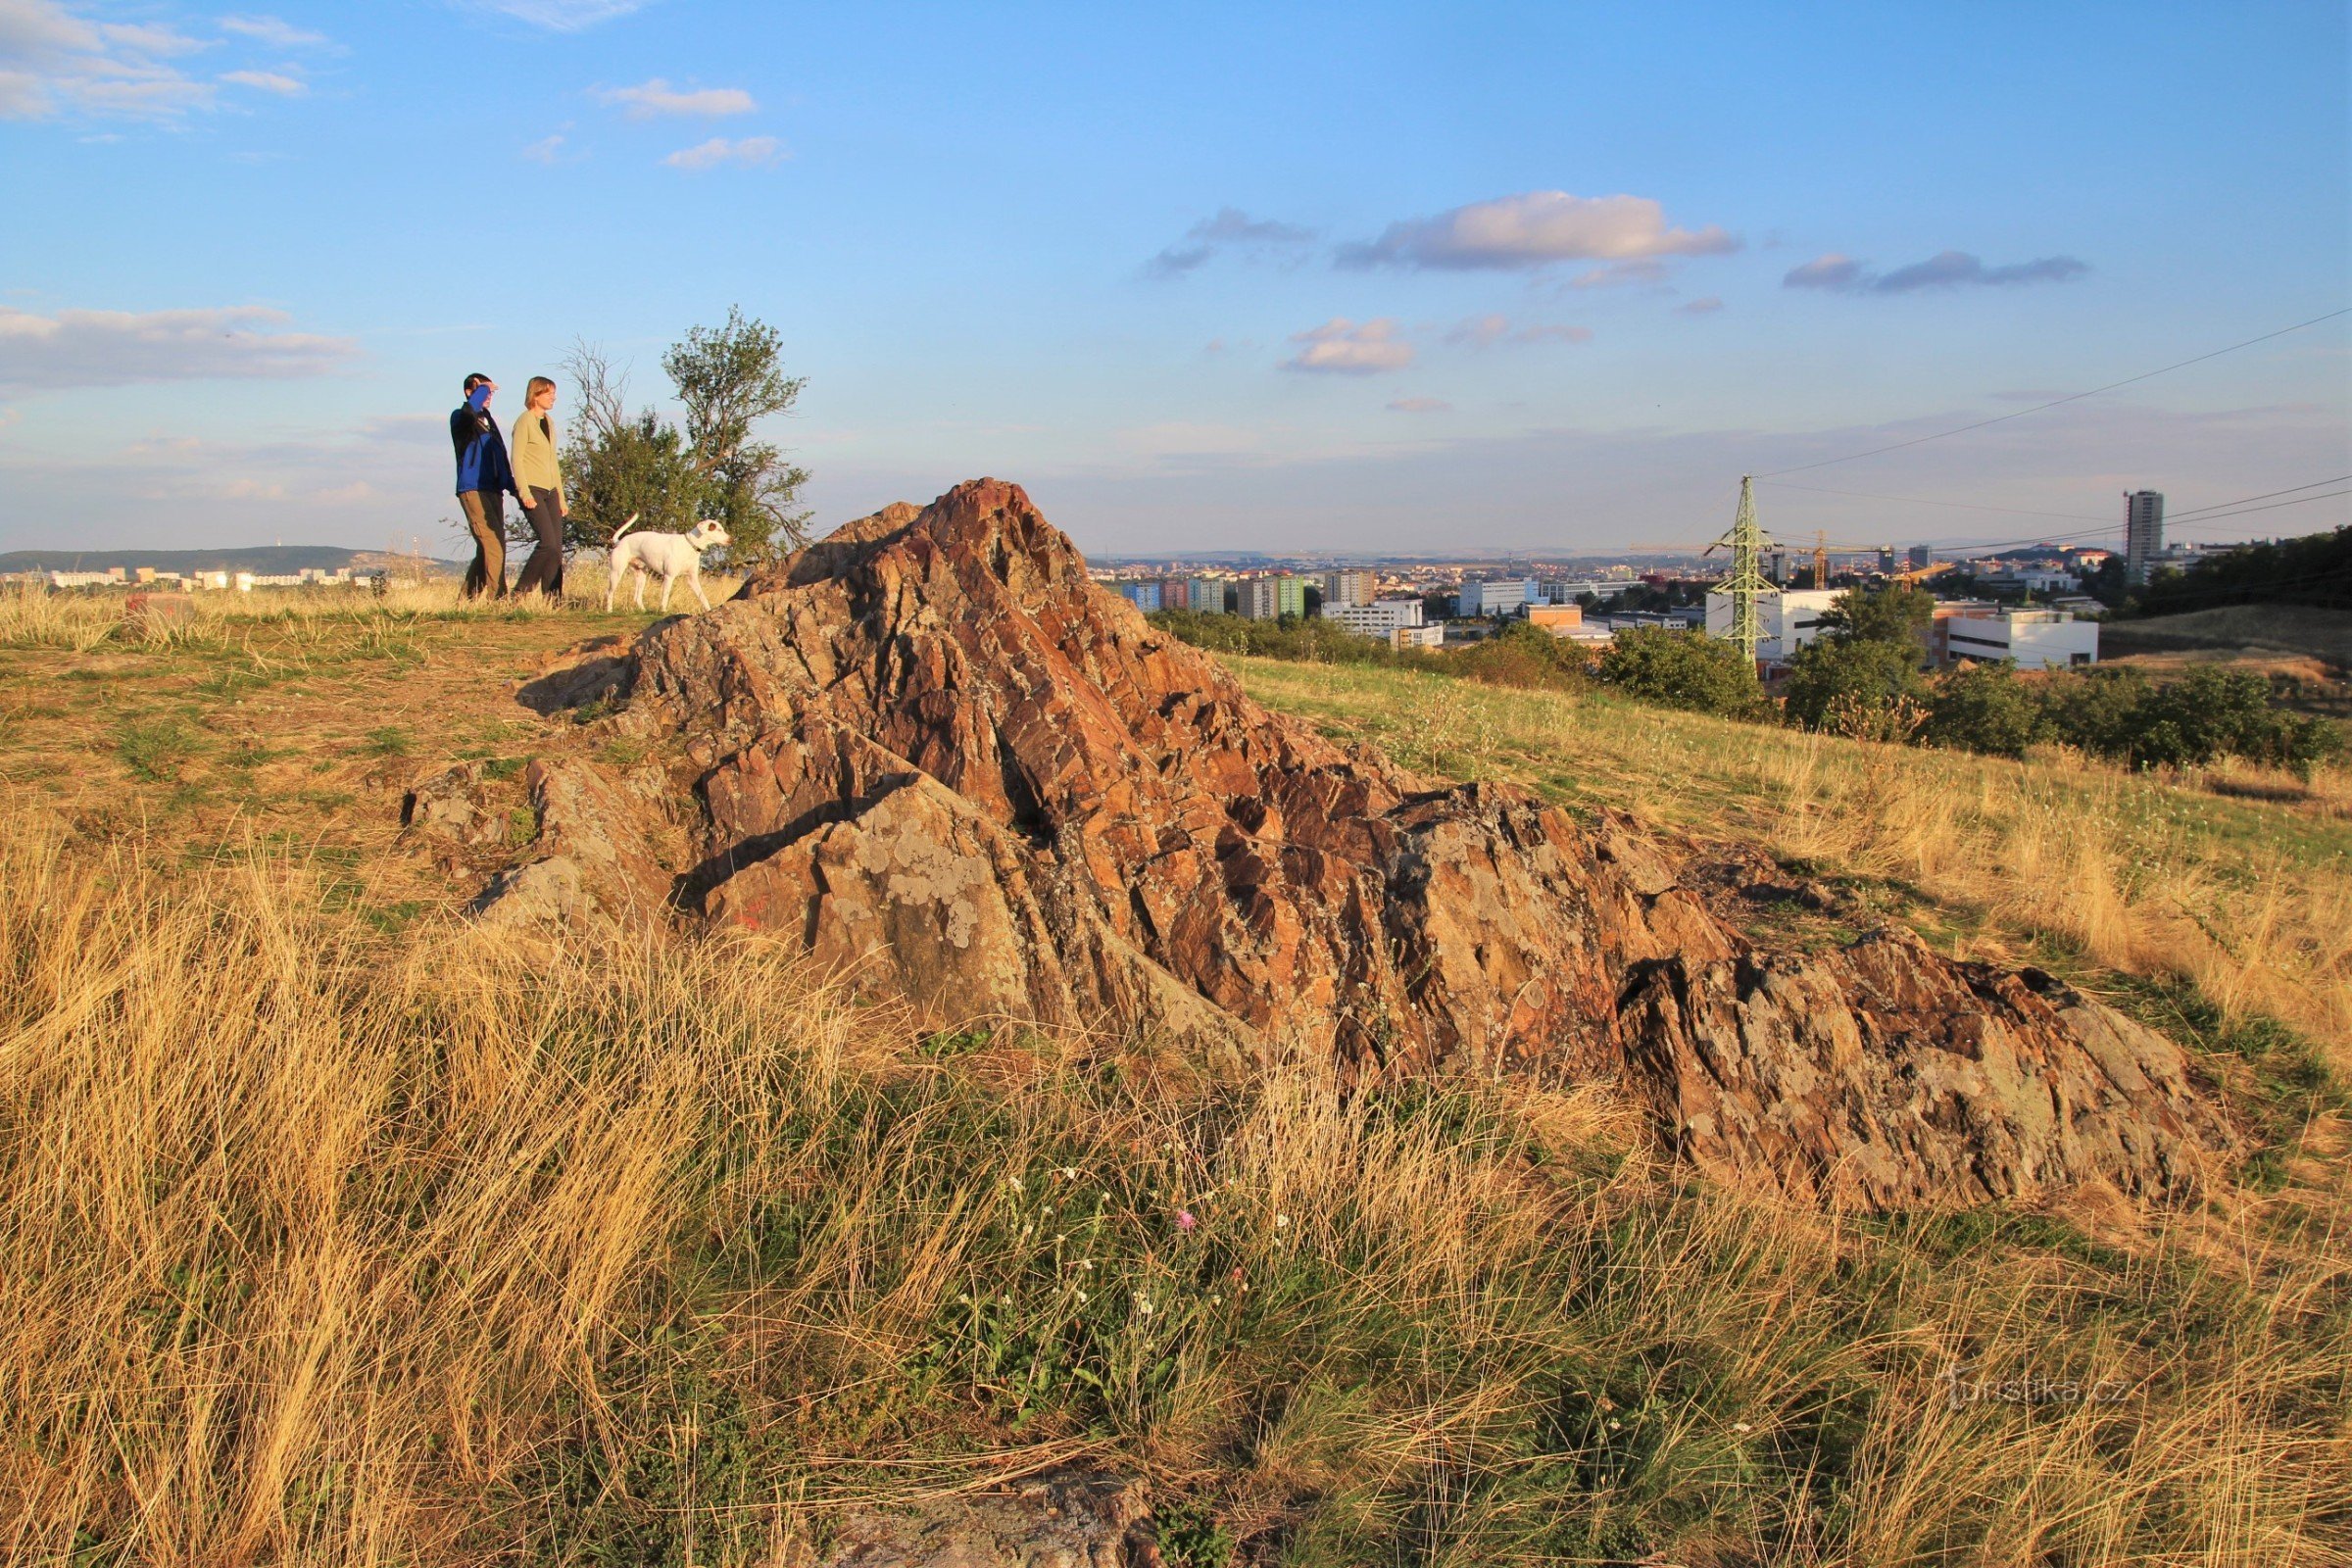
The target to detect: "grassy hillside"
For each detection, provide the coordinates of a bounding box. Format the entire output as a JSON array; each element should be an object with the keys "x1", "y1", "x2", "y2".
[
  {"x1": 1, "y1": 585, "x2": 2346, "y2": 1566},
  {"x1": 2100, "y1": 603, "x2": 2352, "y2": 673}
]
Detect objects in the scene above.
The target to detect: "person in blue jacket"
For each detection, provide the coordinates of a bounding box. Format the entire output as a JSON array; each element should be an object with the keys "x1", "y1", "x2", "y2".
[{"x1": 449, "y1": 372, "x2": 518, "y2": 598}]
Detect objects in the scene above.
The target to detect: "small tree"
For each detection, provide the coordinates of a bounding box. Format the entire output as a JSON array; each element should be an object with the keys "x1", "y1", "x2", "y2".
[
  {"x1": 1820, "y1": 582, "x2": 1935, "y2": 648},
  {"x1": 559, "y1": 309, "x2": 809, "y2": 567},
  {"x1": 1596, "y1": 626, "x2": 1765, "y2": 717},
  {"x1": 1922, "y1": 661, "x2": 2046, "y2": 757},
  {"x1": 1783, "y1": 635, "x2": 1927, "y2": 730},
  {"x1": 662, "y1": 307, "x2": 810, "y2": 565}
]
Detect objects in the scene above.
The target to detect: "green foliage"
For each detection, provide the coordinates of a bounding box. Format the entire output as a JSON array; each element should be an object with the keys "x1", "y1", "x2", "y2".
[
  {"x1": 1594, "y1": 625, "x2": 1764, "y2": 716},
  {"x1": 2137, "y1": 524, "x2": 2352, "y2": 615},
  {"x1": 560, "y1": 309, "x2": 810, "y2": 568},
  {"x1": 1820, "y1": 583, "x2": 1935, "y2": 647},
  {"x1": 1152, "y1": 611, "x2": 1594, "y2": 699},
  {"x1": 1453, "y1": 620, "x2": 1593, "y2": 693},
  {"x1": 116, "y1": 716, "x2": 206, "y2": 782},
  {"x1": 1782, "y1": 635, "x2": 1926, "y2": 730},
  {"x1": 2035, "y1": 665, "x2": 2345, "y2": 774},
  {"x1": 562, "y1": 409, "x2": 705, "y2": 546},
  {"x1": 662, "y1": 307, "x2": 812, "y2": 566},
  {"x1": 1150, "y1": 608, "x2": 1395, "y2": 664},
  {"x1": 1921, "y1": 661, "x2": 2047, "y2": 758}
]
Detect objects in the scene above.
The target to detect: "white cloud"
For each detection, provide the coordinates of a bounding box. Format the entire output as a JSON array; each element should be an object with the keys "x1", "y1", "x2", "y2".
[
  {"x1": 0, "y1": 0, "x2": 216, "y2": 121},
  {"x1": 521, "y1": 132, "x2": 564, "y2": 163},
  {"x1": 220, "y1": 68, "x2": 303, "y2": 94},
  {"x1": 486, "y1": 0, "x2": 648, "y2": 28},
  {"x1": 1675, "y1": 296, "x2": 1725, "y2": 317},
  {"x1": 1340, "y1": 191, "x2": 1738, "y2": 271},
  {"x1": 663, "y1": 134, "x2": 783, "y2": 170},
  {"x1": 219, "y1": 15, "x2": 329, "y2": 49},
  {"x1": 597, "y1": 76, "x2": 753, "y2": 118},
  {"x1": 1387, "y1": 397, "x2": 1450, "y2": 414},
  {"x1": 1281, "y1": 318, "x2": 1414, "y2": 375},
  {"x1": 1446, "y1": 313, "x2": 1591, "y2": 348},
  {"x1": 1784, "y1": 249, "x2": 2089, "y2": 294},
  {"x1": 0, "y1": 304, "x2": 357, "y2": 390}
]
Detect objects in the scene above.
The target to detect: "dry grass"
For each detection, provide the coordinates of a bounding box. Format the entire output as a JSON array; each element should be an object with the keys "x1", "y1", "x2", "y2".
[
  {"x1": 1, "y1": 807, "x2": 2347, "y2": 1564},
  {"x1": 1233, "y1": 657, "x2": 2352, "y2": 1073},
  {"x1": 0, "y1": 597, "x2": 2346, "y2": 1563},
  {"x1": 0, "y1": 572, "x2": 745, "y2": 654}
]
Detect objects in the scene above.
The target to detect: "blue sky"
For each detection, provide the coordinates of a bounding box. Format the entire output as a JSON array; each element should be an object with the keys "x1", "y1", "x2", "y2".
[{"x1": 1, "y1": 0, "x2": 2345, "y2": 558}]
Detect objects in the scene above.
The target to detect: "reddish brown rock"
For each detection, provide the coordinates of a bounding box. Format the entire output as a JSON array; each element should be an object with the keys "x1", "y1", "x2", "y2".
[
  {"x1": 545, "y1": 477, "x2": 2231, "y2": 1208},
  {"x1": 469, "y1": 758, "x2": 681, "y2": 932}
]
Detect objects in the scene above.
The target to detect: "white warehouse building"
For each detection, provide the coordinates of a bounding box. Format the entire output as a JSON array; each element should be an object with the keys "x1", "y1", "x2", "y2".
[
  {"x1": 1938, "y1": 608, "x2": 2098, "y2": 669},
  {"x1": 1320, "y1": 598, "x2": 1426, "y2": 641},
  {"x1": 1702, "y1": 588, "x2": 1841, "y2": 662}
]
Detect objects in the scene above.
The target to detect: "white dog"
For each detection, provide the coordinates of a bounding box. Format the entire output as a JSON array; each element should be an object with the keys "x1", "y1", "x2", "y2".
[{"x1": 605, "y1": 514, "x2": 731, "y2": 612}]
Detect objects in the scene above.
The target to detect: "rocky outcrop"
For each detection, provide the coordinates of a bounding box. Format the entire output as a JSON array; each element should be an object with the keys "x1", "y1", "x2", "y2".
[
  {"x1": 502, "y1": 478, "x2": 2232, "y2": 1209},
  {"x1": 468, "y1": 758, "x2": 680, "y2": 932}
]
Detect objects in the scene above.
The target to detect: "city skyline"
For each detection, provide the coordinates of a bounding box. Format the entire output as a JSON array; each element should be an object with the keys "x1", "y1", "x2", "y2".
[{"x1": 1, "y1": 1, "x2": 2345, "y2": 558}]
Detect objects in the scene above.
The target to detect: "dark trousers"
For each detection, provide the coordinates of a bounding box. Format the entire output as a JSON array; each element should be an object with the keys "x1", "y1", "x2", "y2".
[
  {"x1": 514, "y1": 487, "x2": 565, "y2": 598},
  {"x1": 459, "y1": 490, "x2": 507, "y2": 598}
]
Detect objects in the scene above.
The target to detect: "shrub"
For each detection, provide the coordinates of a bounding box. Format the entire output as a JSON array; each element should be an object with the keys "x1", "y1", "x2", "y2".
[
  {"x1": 1449, "y1": 621, "x2": 1592, "y2": 694},
  {"x1": 1596, "y1": 626, "x2": 1765, "y2": 717},
  {"x1": 1922, "y1": 662, "x2": 2047, "y2": 758},
  {"x1": 1782, "y1": 636, "x2": 1926, "y2": 731}
]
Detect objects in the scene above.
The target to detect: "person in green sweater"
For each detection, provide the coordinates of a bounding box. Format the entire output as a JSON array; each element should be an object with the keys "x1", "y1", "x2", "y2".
[{"x1": 509, "y1": 375, "x2": 569, "y2": 598}]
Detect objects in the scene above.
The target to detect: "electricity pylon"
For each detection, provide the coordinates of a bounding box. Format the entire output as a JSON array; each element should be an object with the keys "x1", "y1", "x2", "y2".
[{"x1": 1704, "y1": 475, "x2": 1777, "y2": 666}]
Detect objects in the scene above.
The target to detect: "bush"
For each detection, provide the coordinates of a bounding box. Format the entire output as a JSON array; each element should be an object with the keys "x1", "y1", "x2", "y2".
[
  {"x1": 2031, "y1": 665, "x2": 2345, "y2": 776},
  {"x1": 1147, "y1": 609, "x2": 1396, "y2": 665},
  {"x1": 1596, "y1": 626, "x2": 1765, "y2": 717},
  {"x1": 1783, "y1": 636, "x2": 1927, "y2": 731},
  {"x1": 1449, "y1": 621, "x2": 1592, "y2": 694},
  {"x1": 1922, "y1": 662, "x2": 2047, "y2": 758}
]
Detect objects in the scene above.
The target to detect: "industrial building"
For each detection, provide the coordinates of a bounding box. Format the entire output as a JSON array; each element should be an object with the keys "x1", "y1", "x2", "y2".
[
  {"x1": 1455, "y1": 577, "x2": 1539, "y2": 617},
  {"x1": 1320, "y1": 598, "x2": 1425, "y2": 640},
  {"x1": 1936, "y1": 608, "x2": 2098, "y2": 669},
  {"x1": 1525, "y1": 604, "x2": 1584, "y2": 636},
  {"x1": 1702, "y1": 587, "x2": 1840, "y2": 662}
]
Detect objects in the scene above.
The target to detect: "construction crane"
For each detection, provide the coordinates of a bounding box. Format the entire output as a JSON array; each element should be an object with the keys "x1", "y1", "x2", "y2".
[{"x1": 1703, "y1": 475, "x2": 1777, "y2": 665}]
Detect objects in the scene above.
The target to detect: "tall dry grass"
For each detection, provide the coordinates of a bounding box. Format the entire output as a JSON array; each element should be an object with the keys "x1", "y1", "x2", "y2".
[
  {"x1": 2, "y1": 808, "x2": 2345, "y2": 1565},
  {"x1": 0, "y1": 570, "x2": 744, "y2": 656}
]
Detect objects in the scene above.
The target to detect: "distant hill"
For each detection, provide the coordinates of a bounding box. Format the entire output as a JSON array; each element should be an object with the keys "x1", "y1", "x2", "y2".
[{"x1": 0, "y1": 546, "x2": 462, "y2": 574}]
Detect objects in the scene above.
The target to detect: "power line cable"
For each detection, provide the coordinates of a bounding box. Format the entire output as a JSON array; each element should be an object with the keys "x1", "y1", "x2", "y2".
[
  {"x1": 2160, "y1": 489, "x2": 2348, "y2": 526},
  {"x1": 2168, "y1": 475, "x2": 2351, "y2": 519},
  {"x1": 1752, "y1": 307, "x2": 2351, "y2": 478},
  {"x1": 1749, "y1": 479, "x2": 2111, "y2": 522}
]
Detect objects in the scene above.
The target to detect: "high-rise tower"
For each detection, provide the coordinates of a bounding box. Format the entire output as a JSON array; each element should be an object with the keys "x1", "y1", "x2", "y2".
[{"x1": 2125, "y1": 491, "x2": 2164, "y2": 587}]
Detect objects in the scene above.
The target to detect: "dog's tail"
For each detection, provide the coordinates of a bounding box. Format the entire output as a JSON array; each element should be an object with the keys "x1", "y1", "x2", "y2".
[{"x1": 610, "y1": 513, "x2": 642, "y2": 545}]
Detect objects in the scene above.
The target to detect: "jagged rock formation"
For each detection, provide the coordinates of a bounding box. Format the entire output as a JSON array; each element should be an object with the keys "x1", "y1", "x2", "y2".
[{"x1": 489, "y1": 478, "x2": 2233, "y2": 1210}]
